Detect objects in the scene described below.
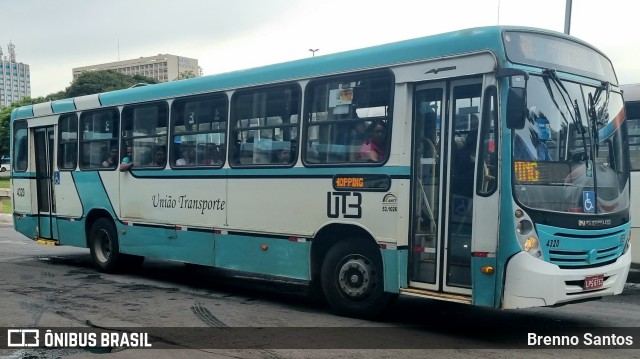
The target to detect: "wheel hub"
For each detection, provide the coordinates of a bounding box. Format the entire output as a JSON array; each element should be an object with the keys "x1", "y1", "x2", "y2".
[
  {"x1": 95, "y1": 229, "x2": 112, "y2": 263},
  {"x1": 338, "y1": 257, "x2": 374, "y2": 299}
]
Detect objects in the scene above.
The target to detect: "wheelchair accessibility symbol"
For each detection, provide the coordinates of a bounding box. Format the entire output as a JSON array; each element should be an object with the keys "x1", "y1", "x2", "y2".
[{"x1": 583, "y1": 191, "x2": 595, "y2": 213}]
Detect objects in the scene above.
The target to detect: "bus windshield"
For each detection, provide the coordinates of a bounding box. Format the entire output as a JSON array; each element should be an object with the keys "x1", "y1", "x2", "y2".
[{"x1": 512, "y1": 75, "x2": 629, "y2": 215}]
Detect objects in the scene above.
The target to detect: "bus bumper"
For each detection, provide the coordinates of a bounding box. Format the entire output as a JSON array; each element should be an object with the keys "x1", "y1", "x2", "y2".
[{"x1": 502, "y1": 250, "x2": 631, "y2": 309}]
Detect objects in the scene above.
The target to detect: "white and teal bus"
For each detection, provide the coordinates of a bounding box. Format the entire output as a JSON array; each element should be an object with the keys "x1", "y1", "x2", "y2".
[
  {"x1": 10, "y1": 26, "x2": 631, "y2": 318},
  {"x1": 622, "y1": 83, "x2": 640, "y2": 265}
]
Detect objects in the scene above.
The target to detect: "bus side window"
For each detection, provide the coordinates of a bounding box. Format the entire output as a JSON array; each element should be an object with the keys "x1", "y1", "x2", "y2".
[
  {"x1": 303, "y1": 70, "x2": 393, "y2": 165},
  {"x1": 170, "y1": 94, "x2": 228, "y2": 168},
  {"x1": 478, "y1": 86, "x2": 498, "y2": 195},
  {"x1": 229, "y1": 84, "x2": 300, "y2": 167}
]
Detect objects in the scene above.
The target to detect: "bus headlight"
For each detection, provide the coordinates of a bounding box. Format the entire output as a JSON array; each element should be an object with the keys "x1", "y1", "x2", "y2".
[
  {"x1": 517, "y1": 220, "x2": 533, "y2": 236},
  {"x1": 514, "y1": 208, "x2": 543, "y2": 259},
  {"x1": 524, "y1": 236, "x2": 538, "y2": 251}
]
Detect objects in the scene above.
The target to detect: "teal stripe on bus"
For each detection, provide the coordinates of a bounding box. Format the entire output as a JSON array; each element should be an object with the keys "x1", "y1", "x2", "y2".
[
  {"x1": 128, "y1": 165, "x2": 411, "y2": 178},
  {"x1": 71, "y1": 172, "x2": 115, "y2": 217}
]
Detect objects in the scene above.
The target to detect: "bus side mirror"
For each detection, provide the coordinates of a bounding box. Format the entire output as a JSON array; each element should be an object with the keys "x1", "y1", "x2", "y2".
[
  {"x1": 506, "y1": 87, "x2": 527, "y2": 130},
  {"x1": 497, "y1": 69, "x2": 529, "y2": 130}
]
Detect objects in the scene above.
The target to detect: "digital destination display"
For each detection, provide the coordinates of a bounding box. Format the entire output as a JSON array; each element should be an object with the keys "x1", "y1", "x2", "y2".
[
  {"x1": 513, "y1": 161, "x2": 573, "y2": 185},
  {"x1": 332, "y1": 174, "x2": 391, "y2": 191}
]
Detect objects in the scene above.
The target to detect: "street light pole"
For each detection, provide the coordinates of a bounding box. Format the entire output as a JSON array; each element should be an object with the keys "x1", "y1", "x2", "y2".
[
  {"x1": 564, "y1": 0, "x2": 572, "y2": 35},
  {"x1": 309, "y1": 48, "x2": 319, "y2": 57}
]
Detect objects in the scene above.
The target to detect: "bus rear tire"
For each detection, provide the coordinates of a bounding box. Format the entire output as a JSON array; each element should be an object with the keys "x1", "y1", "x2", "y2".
[
  {"x1": 89, "y1": 218, "x2": 122, "y2": 273},
  {"x1": 320, "y1": 239, "x2": 390, "y2": 318}
]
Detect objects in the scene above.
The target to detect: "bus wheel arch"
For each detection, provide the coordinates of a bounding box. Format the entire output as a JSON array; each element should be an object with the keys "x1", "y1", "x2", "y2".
[
  {"x1": 85, "y1": 210, "x2": 144, "y2": 273},
  {"x1": 88, "y1": 215, "x2": 122, "y2": 273},
  {"x1": 311, "y1": 224, "x2": 390, "y2": 318},
  {"x1": 85, "y1": 209, "x2": 113, "y2": 248}
]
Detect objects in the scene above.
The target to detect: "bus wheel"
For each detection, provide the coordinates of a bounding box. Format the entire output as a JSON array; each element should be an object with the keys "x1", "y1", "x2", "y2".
[
  {"x1": 320, "y1": 240, "x2": 389, "y2": 318},
  {"x1": 89, "y1": 218, "x2": 122, "y2": 273}
]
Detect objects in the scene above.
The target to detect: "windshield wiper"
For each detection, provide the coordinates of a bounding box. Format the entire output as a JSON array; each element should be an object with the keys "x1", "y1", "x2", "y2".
[
  {"x1": 588, "y1": 81, "x2": 611, "y2": 130},
  {"x1": 542, "y1": 69, "x2": 589, "y2": 162}
]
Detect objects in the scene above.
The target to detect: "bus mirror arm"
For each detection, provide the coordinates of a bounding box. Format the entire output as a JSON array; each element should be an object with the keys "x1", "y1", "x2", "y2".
[{"x1": 497, "y1": 68, "x2": 529, "y2": 130}]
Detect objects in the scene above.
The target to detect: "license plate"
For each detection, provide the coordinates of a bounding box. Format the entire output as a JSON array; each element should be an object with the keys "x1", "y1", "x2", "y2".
[{"x1": 583, "y1": 274, "x2": 604, "y2": 290}]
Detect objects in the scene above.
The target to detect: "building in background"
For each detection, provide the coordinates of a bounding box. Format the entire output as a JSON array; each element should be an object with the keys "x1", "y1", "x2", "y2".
[
  {"x1": 72, "y1": 54, "x2": 201, "y2": 83},
  {"x1": 0, "y1": 42, "x2": 31, "y2": 108}
]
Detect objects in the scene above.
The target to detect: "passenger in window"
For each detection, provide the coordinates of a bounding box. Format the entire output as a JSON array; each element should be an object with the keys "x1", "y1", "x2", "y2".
[
  {"x1": 273, "y1": 148, "x2": 291, "y2": 164},
  {"x1": 358, "y1": 120, "x2": 388, "y2": 162},
  {"x1": 102, "y1": 148, "x2": 118, "y2": 168},
  {"x1": 119, "y1": 145, "x2": 134, "y2": 172},
  {"x1": 201, "y1": 145, "x2": 221, "y2": 165},
  {"x1": 176, "y1": 145, "x2": 196, "y2": 166},
  {"x1": 152, "y1": 148, "x2": 166, "y2": 167}
]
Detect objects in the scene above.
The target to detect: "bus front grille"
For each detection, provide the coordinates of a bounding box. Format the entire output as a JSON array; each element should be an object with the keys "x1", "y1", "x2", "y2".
[{"x1": 548, "y1": 244, "x2": 624, "y2": 269}]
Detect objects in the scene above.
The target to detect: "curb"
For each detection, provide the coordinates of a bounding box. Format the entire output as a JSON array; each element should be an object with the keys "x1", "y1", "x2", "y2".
[{"x1": 0, "y1": 213, "x2": 12, "y2": 224}]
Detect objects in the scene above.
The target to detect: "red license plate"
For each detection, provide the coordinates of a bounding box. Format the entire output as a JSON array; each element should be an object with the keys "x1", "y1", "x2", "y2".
[{"x1": 583, "y1": 274, "x2": 604, "y2": 290}]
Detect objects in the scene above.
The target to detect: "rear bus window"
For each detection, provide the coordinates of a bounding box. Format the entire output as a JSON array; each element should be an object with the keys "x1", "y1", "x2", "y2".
[{"x1": 13, "y1": 120, "x2": 28, "y2": 172}]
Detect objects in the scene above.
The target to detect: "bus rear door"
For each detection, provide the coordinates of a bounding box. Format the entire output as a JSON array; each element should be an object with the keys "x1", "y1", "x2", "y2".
[{"x1": 33, "y1": 125, "x2": 59, "y2": 241}]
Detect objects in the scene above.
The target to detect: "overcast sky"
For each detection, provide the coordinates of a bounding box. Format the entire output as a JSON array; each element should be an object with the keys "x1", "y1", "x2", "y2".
[{"x1": 3, "y1": 0, "x2": 639, "y2": 97}]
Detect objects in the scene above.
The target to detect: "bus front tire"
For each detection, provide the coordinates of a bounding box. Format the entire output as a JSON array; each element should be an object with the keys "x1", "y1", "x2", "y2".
[
  {"x1": 320, "y1": 240, "x2": 390, "y2": 319},
  {"x1": 89, "y1": 218, "x2": 123, "y2": 273}
]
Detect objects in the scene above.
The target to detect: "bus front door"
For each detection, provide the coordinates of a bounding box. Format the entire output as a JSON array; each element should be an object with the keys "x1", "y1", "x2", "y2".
[
  {"x1": 33, "y1": 126, "x2": 59, "y2": 241},
  {"x1": 410, "y1": 79, "x2": 482, "y2": 296}
]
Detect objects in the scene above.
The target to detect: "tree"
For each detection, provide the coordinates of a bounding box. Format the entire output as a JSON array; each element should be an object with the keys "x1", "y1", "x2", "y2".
[{"x1": 65, "y1": 70, "x2": 158, "y2": 98}]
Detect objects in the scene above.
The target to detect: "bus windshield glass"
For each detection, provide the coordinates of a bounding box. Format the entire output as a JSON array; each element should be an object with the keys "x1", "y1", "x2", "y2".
[
  {"x1": 504, "y1": 31, "x2": 616, "y2": 82},
  {"x1": 512, "y1": 75, "x2": 629, "y2": 215}
]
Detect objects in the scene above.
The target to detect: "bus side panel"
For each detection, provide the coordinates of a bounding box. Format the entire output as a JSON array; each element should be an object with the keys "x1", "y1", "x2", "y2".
[
  {"x1": 54, "y1": 171, "x2": 83, "y2": 219},
  {"x1": 12, "y1": 177, "x2": 33, "y2": 215},
  {"x1": 13, "y1": 215, "x2": 38, "y2": 240},
  {"x1": 471, "y1": 256, "x2": 497, "y2": 306},
  {"x1": 382, "y1": 248, "x2": 408, "y2": 293},
  {"x1": 57, "y1": 219, "x2": 88, "y2": 248},
  {"x1": 215, "y1": 233, "x2": 311, "y2": 280},
  {"x1": 72, "y1": 172, "x2": 117, "y2": 217},
  {"x1": 118, "y1": 174, "x2": 226, "y2": 229},
  {"x1": 12, "y1": 176, "x2": 38, "y2": 240},
  {"x1": 117, "y1": 224, "x2": 215, "y2": 266},
  {"x1": 226, "y1": 174, "x2": 403, "y2": 241}
]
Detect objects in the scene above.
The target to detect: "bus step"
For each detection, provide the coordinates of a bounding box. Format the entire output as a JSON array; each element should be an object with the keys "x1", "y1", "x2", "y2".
[
  {"x1": 400, "y1": 287, "x2": 472, "y2": 304},
  {"x1": 35, "y1": 238, "x2": 60, "y2": 246}
]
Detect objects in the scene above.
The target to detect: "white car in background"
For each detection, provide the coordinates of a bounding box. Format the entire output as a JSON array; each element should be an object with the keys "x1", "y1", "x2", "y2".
[{"x1": 0, "y1": 159, "x2": 9, "y2": 172}]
